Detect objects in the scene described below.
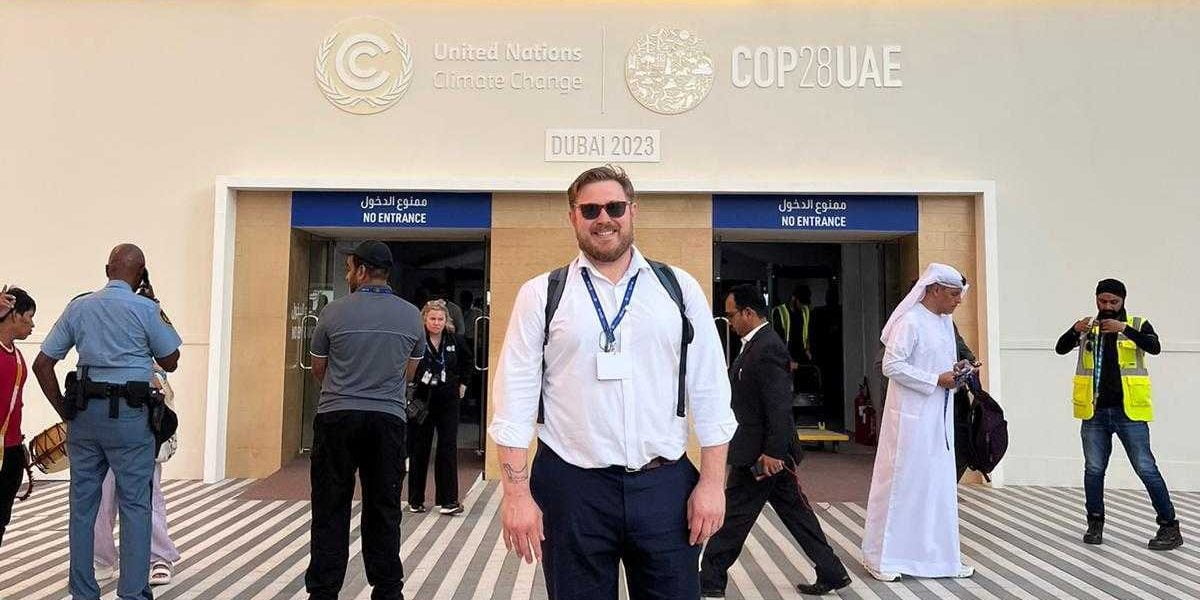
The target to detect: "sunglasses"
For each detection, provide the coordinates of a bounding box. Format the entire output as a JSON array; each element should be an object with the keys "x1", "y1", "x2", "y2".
[{"x1": 575, "y1": 201, "x2": 631, "y2": 220}]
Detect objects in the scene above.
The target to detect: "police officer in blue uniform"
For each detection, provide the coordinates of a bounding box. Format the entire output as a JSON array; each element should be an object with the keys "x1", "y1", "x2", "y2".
[{"x1": 32, "y1": 244, "x2": 181, "y2": 600}]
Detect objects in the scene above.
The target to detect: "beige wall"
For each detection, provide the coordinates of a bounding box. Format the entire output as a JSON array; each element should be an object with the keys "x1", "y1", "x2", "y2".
[
  {"x1": 485, "y1": 193, "x2": 713, "y2": 479},
  {"x1": 917, "y1": 196, "x2": 980, "y2": 361},
  {"x1": 226, "y1": 191, "x2": 293, "y2": 478}
]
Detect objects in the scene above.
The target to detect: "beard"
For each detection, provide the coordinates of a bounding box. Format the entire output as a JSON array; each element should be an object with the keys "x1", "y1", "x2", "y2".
[{"x1": 576, "y1": 221, "x2": 634, "y2": 264}]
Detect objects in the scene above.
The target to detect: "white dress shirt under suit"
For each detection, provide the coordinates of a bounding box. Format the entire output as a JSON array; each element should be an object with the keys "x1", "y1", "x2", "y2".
[{"x1": 488, "y1": 247, "x2": 737, "y2": 470}]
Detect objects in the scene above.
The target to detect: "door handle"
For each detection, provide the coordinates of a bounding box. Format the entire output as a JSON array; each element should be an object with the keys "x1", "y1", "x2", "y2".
[
  {"x1": 473, "y1": 315, "x2": 490, "y2": 371},
  {"x1": 299, "y1": 314, "x2": 319, "y2": 371}
]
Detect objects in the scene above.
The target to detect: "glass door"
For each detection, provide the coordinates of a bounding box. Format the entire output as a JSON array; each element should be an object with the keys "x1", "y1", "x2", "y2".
[{"x1": 299, "y1": 238, "x2": 337, "y2": 452}]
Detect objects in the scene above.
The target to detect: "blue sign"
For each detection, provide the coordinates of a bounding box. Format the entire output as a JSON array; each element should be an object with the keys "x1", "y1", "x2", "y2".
[
  {"x1": 291, "y1": 191, "x2": 491, "y2": 229},
  {"x1": 712, "y1": 194, "x2": 917, "y2": 232}
]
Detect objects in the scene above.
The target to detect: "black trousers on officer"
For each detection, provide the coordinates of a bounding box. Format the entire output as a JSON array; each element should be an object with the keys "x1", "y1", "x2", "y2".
[
  {"x1": 0, "y1": 444, "x2": 26, "y2": 548},
  {"x1": 532, "y1": 444, "x2": 701, "y2": 600},
  {"x1": 306, "y1": 410, "x2": 406, "y2": 600},
  {"x1": 700, "y1": 467, "x2": 848, "y2": 592},
  {"x1": 406, "y1": 388, "x2": 460, "y2": 507}
]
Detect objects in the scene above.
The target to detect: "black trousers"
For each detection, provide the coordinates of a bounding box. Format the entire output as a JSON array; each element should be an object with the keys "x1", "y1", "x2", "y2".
[
  {"x1": 0, "y1": 444, "x2": 26, "y2": 548},
  {"x1": 406, "y1": 388, "x2": 460, "y2": 507},
  {"x1": 306, "y1": 410, "x2": 406, "y2": 600},
  {"x1": 701, "y1": 466, "x2": 848, "y2": 591},
  {"x1": 532, "y1": 444, "x2": 701, "y2": 600}
]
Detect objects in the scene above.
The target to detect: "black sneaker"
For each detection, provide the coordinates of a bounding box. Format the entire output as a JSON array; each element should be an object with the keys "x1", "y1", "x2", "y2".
[
  {"x1": 439, "y1": 503, "x2": 464, "y2": 516},
  {"x1": 700, "y1": 589, "x2": 725, "y2": 598},
  {"x1": 797, "y1": 576, "x2": 852, "y2": 595},
  {"x1": 1148, "y1": 520, "x2": 1183, "y2": 551},
  {"x1": 408, "y1": 503, "x2": 427, "y2": 514},
  {"x1": 1083, "y1": 514, "x2": 1104, "y2": 545}
]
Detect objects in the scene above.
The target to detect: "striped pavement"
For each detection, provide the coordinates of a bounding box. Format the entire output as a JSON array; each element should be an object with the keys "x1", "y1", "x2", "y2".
[{"x1": 0, "y1": 479, "x2": 1196, "y2": 599}]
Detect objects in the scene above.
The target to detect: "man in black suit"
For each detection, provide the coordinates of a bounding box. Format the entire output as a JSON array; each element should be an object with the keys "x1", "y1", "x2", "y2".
[{"x1": 701, "y1": 285, "x2": 851, "y2": 597}]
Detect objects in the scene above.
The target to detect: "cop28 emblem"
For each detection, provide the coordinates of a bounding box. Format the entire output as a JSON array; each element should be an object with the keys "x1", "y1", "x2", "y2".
[
  {"x1": 625, "y1": 28, "x2": 714, "y2": 115},
  {"x1": 315, "y1": 17, "x2": 414, "y2": 115}
]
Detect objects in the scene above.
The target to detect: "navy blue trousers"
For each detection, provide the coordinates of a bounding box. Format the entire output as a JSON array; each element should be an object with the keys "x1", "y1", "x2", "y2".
[{"x1": 531, "y1": 444, "x2": 701, "y2": 600}]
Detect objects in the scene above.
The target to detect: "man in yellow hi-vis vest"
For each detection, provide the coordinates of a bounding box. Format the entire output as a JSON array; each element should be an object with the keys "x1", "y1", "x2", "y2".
[{"x1": 1055, "y1": 278, "x2": 1182, "y2": 551}]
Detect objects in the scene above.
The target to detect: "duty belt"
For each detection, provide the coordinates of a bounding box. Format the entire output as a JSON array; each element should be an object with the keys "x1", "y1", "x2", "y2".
[{"x1": 80, "y1": 379, "x2": 155, "y2": 418}]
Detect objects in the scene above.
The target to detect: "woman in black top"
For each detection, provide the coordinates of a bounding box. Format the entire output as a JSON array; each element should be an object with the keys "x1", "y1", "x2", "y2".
[{"x1": 407, "y1": 300, "x2": 473, "y2": 515}]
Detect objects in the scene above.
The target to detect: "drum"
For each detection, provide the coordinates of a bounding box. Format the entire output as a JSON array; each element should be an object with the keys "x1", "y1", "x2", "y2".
[{"x1": 28, "y1": 422, "x2": 69, "y2": 474}]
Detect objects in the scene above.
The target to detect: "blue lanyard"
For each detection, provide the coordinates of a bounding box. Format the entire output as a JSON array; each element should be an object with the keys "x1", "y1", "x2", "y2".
[
  {"x1": 1092, "y1": 326, "x2": 1104, "y2": 402},
  {"x1": 358, "y1": 285, "x2": 392, "y2": 295},
  {"x1": 426, "y1": 335, "x2": 447, "y2": 369},
  {"x1": 580, "y1": 268, "x2": 638, "y2": 351}
]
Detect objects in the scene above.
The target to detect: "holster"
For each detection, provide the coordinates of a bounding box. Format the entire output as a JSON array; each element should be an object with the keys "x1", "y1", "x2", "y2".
[{"x1": 61, "y1": 372, "x2": 82, "y2": 421}]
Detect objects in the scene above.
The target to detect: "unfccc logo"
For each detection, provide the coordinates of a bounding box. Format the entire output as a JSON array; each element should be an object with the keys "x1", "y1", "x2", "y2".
[{"x1": 315, "y1": 17, "x2": 413, "y2": 115}]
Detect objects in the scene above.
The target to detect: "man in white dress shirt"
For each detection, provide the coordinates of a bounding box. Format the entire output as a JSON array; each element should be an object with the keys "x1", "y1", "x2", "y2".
[{"x1": 488, "y1": 165, "x2": 737, "y2": 600}]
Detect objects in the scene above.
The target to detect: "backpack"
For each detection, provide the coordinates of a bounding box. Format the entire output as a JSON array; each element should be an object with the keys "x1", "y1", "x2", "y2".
[
  {"x1": 536, "y1": 259, "x2": 693, "y2": 423},
  {"x1": 964, "y1": 374, "x2": 1008, "y2": 482}
]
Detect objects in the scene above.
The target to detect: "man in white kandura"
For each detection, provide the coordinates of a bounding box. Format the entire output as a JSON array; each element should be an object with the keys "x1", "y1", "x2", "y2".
[{"x1": 861, "y1": 263, "x2": 975, "y2": 581}]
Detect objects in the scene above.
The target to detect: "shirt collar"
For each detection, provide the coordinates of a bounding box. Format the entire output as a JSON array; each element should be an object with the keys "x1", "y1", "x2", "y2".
[
  {"x1": 742, "y1": 321, "x2": 769, "y2": 344},
  {"x1": 576, "y1": 246, "x2": 649, "y2": 285},
  {"x1": 105, "y1": 280, "x2": 133, "y2": 292}
]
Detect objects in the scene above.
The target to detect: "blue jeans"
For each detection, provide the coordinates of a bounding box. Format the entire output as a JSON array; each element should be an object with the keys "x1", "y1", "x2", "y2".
[
  {"x1": 68, "y1": 398, "x2": 156, "y2": 600},
  {"x1": 1082, "y1": 406, "x2": 1175, "y2": 523}
]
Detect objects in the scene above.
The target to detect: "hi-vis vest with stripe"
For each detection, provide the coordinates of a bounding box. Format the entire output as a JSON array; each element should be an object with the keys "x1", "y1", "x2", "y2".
[
  {"x1": 1072, "y1": 316, "x2": 1152, "y2": 421},
  {"x1": 772, "y1": 303, "x2": 810, "y2": 351}
]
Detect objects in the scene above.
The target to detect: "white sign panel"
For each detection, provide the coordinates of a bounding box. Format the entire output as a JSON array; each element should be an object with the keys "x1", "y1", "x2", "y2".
[{"x1": 545, "y1": 129, "x2": 661, "y2": 162}]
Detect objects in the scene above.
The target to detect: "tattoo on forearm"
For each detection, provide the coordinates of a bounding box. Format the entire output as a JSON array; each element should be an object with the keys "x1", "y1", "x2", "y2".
[{"x1": 502, "y1": 463, "x2": 529, "y2": 484}]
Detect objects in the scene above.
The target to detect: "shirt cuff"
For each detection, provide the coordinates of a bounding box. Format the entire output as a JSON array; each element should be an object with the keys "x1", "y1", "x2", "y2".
[
  {"x1": 488, "y1": 419, "x2": 537, "y2": 449},
  {"x1": 695, "y1": 420, "x2": 738, "y2": 448}
]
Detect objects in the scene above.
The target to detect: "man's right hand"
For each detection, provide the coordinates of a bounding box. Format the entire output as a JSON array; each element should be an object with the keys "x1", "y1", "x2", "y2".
[
  {"x1": 501, "y1": 492, "x2": 544, "y2": 564},
  {"x1": 758, "y1": 454, "x2": 785, "y2": 478},
  {"x1": 1073, "y1": 317, "x2": 1094, "y2": 333},
  {"x1": 937, "y1": 371, "x2": 957, "y2": 388}
]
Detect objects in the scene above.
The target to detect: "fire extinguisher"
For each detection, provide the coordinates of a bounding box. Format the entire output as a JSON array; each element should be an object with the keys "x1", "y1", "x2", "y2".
[{"x1": 854, "y1": 378, "x2": 878, "y2": 446}]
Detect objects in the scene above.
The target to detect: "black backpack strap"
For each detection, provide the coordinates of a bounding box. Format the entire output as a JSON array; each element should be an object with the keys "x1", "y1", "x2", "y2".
[
  {"x1": 648, "y1": 260, "x2": 692, "y2": 418},
  {"x1": 537, "y1": 266, "x2": 570, "y2": 424}
]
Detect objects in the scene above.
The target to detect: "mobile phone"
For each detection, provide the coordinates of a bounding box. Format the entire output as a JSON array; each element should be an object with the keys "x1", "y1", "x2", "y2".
[
  {"x1": 750, "y1": 462, "x2": 766, "y2": 478},
  {"x1": 140, "y1": 269, "x2": 151, "y2": 289}
]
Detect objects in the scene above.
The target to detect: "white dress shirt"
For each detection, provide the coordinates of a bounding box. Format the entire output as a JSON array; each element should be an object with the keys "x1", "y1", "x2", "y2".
[
  {"x1": 488, "y1": 246, "x2": 737, "y2": 469},
  {"x1": 740, "y1": 321, "x2": 770, "y2": 348}
]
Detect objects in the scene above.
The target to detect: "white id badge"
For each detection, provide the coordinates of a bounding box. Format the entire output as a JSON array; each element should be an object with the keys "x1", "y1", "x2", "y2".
[
  {"x1": 421, "y1": 371, "x2": 433, "y2": 385},
  {"x1": 596, "y1": 352, "x2": 633, "y2": 380}
]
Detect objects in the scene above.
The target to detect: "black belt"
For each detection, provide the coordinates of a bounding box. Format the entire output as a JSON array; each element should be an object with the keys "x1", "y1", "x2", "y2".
[
  {"x1": 81, "y1": 380, "x2": 154, "y2": 418},
  {"x1": 615, "y1": 456, "x2": 679, "y2": 474}
]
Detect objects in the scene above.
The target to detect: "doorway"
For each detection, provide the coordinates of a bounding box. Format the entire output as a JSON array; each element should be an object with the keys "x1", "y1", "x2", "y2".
[
  {"x1": 713, "y1": 239, "x2": 905, "y2": 502},
  {"x1": 243, "y1": 233, "x2": 491, "y2": 501}
]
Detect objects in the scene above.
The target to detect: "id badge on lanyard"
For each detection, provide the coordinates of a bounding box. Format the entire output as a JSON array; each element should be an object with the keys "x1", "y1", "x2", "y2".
[{"x1": 582, "y1": 269, "x2": 636, "y2": 381}]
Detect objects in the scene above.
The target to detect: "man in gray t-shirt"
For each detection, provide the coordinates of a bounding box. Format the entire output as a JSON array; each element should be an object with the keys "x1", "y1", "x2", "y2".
[
  {"x1": 305, "y1": 240, "x2": 422, "y2": 600},
  {"x1": 311, "y1": 284, "x2": 424, "y2": 419}
]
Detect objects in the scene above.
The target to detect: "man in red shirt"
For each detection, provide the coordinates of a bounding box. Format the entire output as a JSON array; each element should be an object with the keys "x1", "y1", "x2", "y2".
[{"x1": 0, "y1": 287, "x2": 35, "y2": 548}]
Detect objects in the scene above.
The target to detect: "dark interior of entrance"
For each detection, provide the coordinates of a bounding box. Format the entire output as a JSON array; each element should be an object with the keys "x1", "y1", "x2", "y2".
[{"x1": 713, "y1": 241, "x2": 902, "y2": 437}]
